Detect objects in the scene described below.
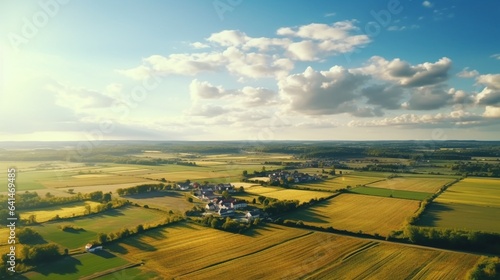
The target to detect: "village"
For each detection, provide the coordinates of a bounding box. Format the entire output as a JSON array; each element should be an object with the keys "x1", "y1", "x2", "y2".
[{"x1": 172, "y1": 169, "x2": 328, "y2": 222}]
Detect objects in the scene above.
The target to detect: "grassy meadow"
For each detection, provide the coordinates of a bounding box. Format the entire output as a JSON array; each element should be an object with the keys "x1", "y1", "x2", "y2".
[
  {"x1": 30, "y1": 206, "x2": 167, "y2": 249},
  {"x1": 284, "y1": 194, "x2": 420, "y2": 236},
  {"x1": 434, "y1": 177, "x2": 500, "y2": 207},
  {"x1": 22, "y1": 252, "x2": 131, "y2": 280}
]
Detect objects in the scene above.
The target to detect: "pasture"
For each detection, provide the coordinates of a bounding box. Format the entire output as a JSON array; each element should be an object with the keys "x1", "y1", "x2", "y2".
[
  {"x1": 434, "y1": 177, "x2": 500, "y2": 207},
  {"x1": 245, "y1": 186, "x2": 332, "y2": 203},
  {"x1": 122, "y1": 191, "x2": 193, "y2": 212},
  {"x1": 20, "y1": 201, "x2": 103, "y2": 223},
  {"x1": 284, "y1": 194, "x2": 420, "y2": 236},
  {"x1": 367, "y1": 175, "x2": 457, "y2": 193},
  {"x1": 349, "y1": 186, "x2": 431, "y2": 200},
  {"x1": 30, "y1": 206, "x2": 167, "y2": 249},
  {"x1": 22, "y1": 251, "x2": 131, "y2": 280},
  {"x1": 417, "y1": 202, "x2": 500, "y2": 233}
]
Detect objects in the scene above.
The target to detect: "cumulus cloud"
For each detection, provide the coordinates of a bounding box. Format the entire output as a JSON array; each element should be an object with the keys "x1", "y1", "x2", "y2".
[
  {"x1": 191, "y1": 42, "x2": 209, "y2": 49},
  {"x1": 491, "y1": 54, "x2": 500, "y2": 60},
  {"x1": 475, "y1": 74, "x2": 500, "y2": 105},
  {"x1": 186, "y1": 104, "x2": 229, "y2": 117},
  {"x1": 277, "y1": 21, "x2": 370, "y2": 61},
  {"x1": 358, "y1": 56, "x2": 452, "y2": 87},
  {"x1": 483, "y1": 106, "x2": 500, "y2": 118},
  {"x1": 403, "y1": 85, "x2": 452, "y2": 110},
  {"x1": 457, "y1": 67, "x2": 479, "y2": 78},
  {"x1": 189, "y1": 79, "x2": 226, "y2": 100},
  {"x1": 362, "y1": 84, "x2": 405, "y2": 109},
  {"x1": 48, "y1": 83, "x2": 116, "y2": 112},
  {"x1": 278, "y1": 66, "x2": 368, "y2": 116},
  {"x1": 207, "y1": 30, "x2": 250, "y2": 47}
]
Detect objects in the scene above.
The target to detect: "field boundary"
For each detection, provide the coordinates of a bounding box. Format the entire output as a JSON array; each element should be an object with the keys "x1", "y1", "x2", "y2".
[{"x1": 79, "y1": 261, "x2": 144, "y2": 280}]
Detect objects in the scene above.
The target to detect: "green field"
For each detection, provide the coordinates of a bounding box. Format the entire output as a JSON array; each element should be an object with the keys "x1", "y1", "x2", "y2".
[
  {"x1": 30, "y1": 206, "x2": 167, "y2": 249},
  {"x1": 349, "y1": 186, "x2": 432, "y2": 200},
  {"x1": 284, "y1": 194, "x2": 420, "y2": 236},
  {"x1": 434, "y1": 177, "x2": 500, "y2": 207},
  {"x1": 367, "y1": 175, "x2": 457, "y2": 193},
  {"x1": 245, "y1": 186, "x2": 332, "y2": 203},
  {"x1": 417, "y1": 202, "x2": 500, "y2": 233},
  {"x1": 22, "y1": 252, "x2": 130, "y2": 280}
]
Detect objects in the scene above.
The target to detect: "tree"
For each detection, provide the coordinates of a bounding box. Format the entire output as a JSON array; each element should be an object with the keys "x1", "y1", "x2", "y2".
[
  {"x1": 103, "y1": 192, "x2": 112, "y2": 202},
  {"x1": 238, "y1": 186, "x2": 245, "y2": 193},
  {"x1": 27, "y1": 214, "x2": 37, "y2": 224},
  {"x1": 222, "y1": 190, "x2": 230, "y2": 199},
  {"x1": 261, "y1": 166, "x2": 266, "y2": 172},
  {"x1": 84, "y1": 205, "x2": 91, "y2": 215},
  {"x1": 18, "y1": 228, "x2": 44, "y2": 244},
  {"x1": 242, "y1": 170, "x2": 248, "y2": 177},
  {"x1": 257, "y1": 196, "x2": 266, "y2": 204},
  {"x1": 97, "y1": 232, "x2": 108, "y2": 244},
  {"x1": 252, "y1": 198, "x2": 256, "y2": 204}
]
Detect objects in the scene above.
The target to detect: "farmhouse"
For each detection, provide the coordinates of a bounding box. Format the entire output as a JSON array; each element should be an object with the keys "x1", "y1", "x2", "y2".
[
  {"x1": 85, "y1": 243, "x2": 103, "y2": 252},
  {"x1": 218, "y1": 208, "x2": 235, "y2": 217},
  {"x1": 245, "y1": 209, "x2": 260, "y2": 221}
]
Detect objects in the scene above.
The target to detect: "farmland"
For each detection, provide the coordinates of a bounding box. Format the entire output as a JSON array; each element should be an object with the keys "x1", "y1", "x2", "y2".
[
  {"x1": 349, "y1": 186, "x2": 431, "y2": 200},
  {"x1": 417, "y1": 202, "x2": 500, "y2": 233},
  {"x1": 245, "y1": 186, "x2": 333, "y2": 203},
  {"x1": 434, "y1": 177, "x2": 500, "y2": 207},
  {"x1": 106, "y1": 223, "x2": 479, "y2": 280},
  {"x1": 20, "y1": 201, "x2": 103, "y2": 223},
  {"x1": 299, "y1": 172, "x2": 388, "y2": 191},
  {"x1": 284, "y1": 194, "x2": 420, "y2": 236},
  {"x1": 367, "y1": 175, "x2": 457, "y2": 193},
  {"x1": 30, "y1": 206, "x2": 167, "y2": 249},
  {"x1": 22, "y1": 251, "x2": 131, "y2": 280},
  {"x1": 417, "y1": 177, "x2": 500, "y2": 233}
]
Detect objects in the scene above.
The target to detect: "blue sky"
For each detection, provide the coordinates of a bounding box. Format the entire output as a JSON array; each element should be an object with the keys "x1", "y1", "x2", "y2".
[{"x1": 0, "y1": 0, "x2": 499, "y2": 141}]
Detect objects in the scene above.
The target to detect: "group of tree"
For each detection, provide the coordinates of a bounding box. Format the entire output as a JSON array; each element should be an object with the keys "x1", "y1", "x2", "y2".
[
  {"x1": 451, "y1": 162, "x2": 500, "y2": 177},
  {"x1": 116, "y1": 183, "x2": 171, "y2": 196},
  {"x1": 466, "y1": 256, "x2": 500, "y2": 280},
  {"x1": 193, "y1": 215, "x2": 260, "y2": 234}
]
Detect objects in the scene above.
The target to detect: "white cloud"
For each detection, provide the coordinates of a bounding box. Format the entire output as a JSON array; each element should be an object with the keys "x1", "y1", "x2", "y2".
[
  {"x1": 278, "y1": 66, "x2": 369, "y2": 116},
  {"x1": 189, "y1": 79, "x2": 226, "y2": 100},
  {"x1": 48, "y1": 83, "x2": 116, "y2": 113},
  {"x1": 277, "y1": 21, "x2": 370, "y2": 61},
  {"x1": 191, "y1": 42, "x2": 210, "y2": 49},
  {"x1": 358, "y1": 56, "x2": 452, "y2": 87},
  {"x1": 207, "y1": 30, "x2": 249, "y2": 47},
  {"x1": 422, "y1": 1, "x2": 433, "y2": 8},
  {"x1": 457, "y1": 67, "x2": 479, "y2": 78},
  {"x1": 475, "y1": 74, "x2": 500, "y2": 106},
  {"x1": 483, "y1": 106, "x2": 500, "y2": 118},
  {"x1": 491, "y1": 54, "x2": 500, "y2": 60}
]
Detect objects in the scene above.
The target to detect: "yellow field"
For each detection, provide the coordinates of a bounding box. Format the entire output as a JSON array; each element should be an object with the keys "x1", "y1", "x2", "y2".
[
  {"x1": 308, "y1": 241, "x2": 480, "y2": 279},
  {"x1": 110, "y1": 223, "x2": 479, "y2": 280},
  {"x1": 435, "y1": 177, "x2": 500, "y2": 207},
  {"x1": 286, "y1": 194, "x2": 420, "y2": 236},
  {"x1": 107, "y1": 223, "x2": 308, "y2": 278},
  {"x1": 246, "y1": 186, "x2": 332, "y2": 203},
  {"x1": 368, "y1": 176, "x2": 456, "y2": 193},
  {"x1": 20, "y1": 201, "x2": 103, "y2": 223}
]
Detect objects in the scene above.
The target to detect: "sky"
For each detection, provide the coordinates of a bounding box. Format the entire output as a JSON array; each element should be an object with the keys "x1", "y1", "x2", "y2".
[{"x1": 0, "y1": 0, "x2": 499, "y2": 142}]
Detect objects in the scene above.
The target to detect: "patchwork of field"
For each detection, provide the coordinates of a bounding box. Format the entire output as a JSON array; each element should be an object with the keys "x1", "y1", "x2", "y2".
[
  {"x1": 434, "y1": 177, "x2": 500, "y2": 207},
  {"x1": 417, "y1": 202, "x2": 500, "y2": 233},
  {"x1": 107, "y1": 223, "x2": 478, "y2": 280},
  {"x1": 245, "y1": 186, "x2": 332, "y2": 203},
  {"x1": 41, "y1": 175, "x2": 152, "y2": 189},
  {"x1": 368, "y1": 176, "x2": 457, "y2": 193},
  {"x1": 349, "y1": 186, "x2": 431, "y2": 201},
  {"x1": 20, "y1": 201, "x2": 103, "y2": 223},
  {"x1": 22, "y1": 251, "x2": 132, "y2": 280},
  {"x1": 30, "y1": 206, "x2": 167, "y2": 249},
  {"x1": 285, "y1": 194, "x2": 420, "y2": 236},
  {"x1": 300, "y1": 173, "x2": 387, "y2": 191}
]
